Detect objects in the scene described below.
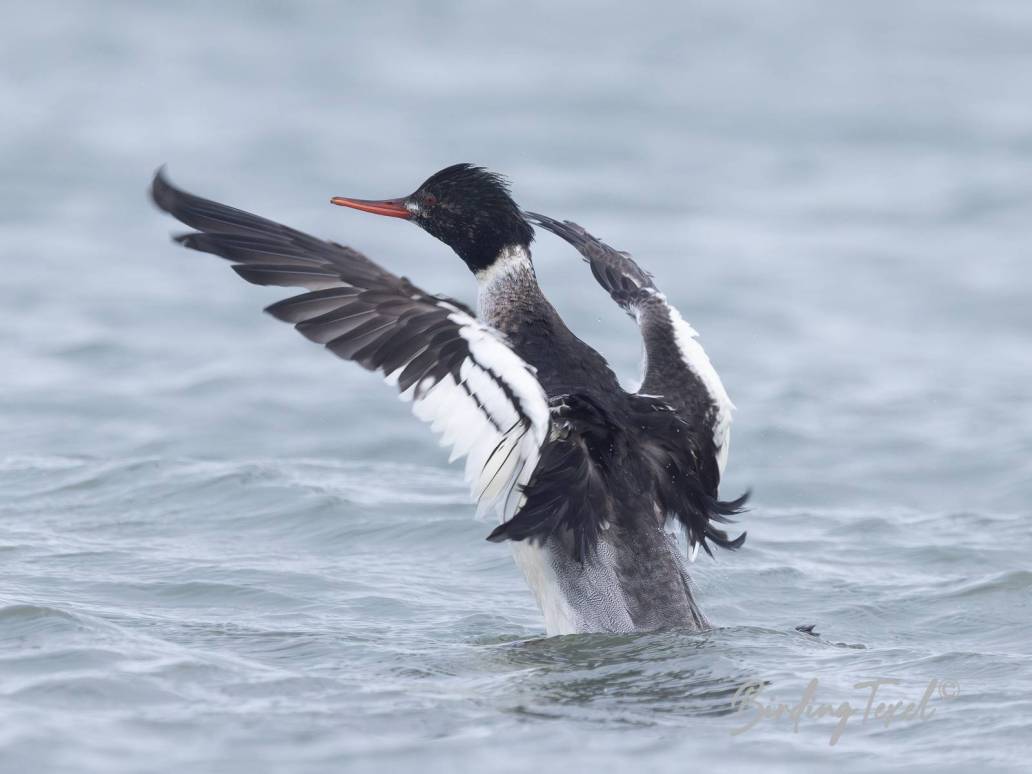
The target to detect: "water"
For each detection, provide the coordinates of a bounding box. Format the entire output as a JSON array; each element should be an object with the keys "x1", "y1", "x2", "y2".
[{"x1": 2, "y1": 1, "x2": 1031, "y2": 771}]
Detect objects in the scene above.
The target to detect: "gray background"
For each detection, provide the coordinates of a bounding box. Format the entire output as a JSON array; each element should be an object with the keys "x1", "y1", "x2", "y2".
[{"x1": 1, "y1": 2, "x2": 1030, "y2": 772}]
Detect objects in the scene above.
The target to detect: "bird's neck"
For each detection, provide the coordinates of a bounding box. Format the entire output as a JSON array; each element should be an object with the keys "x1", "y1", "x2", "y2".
[
  {"x1": 475, "y1": 244, "x2": 541, "y2": 329},
  {"x1": 475, "y1": 243, "x2": 614, "y2": 395}
]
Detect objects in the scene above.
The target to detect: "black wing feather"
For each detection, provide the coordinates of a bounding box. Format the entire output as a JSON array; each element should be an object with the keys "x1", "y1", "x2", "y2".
[
  {"x1": 152, "y1": 169, "x2": 550, "y2": 526},
  {"x1": 528, "y1": 211, "x2": 747, "y2": 556}
]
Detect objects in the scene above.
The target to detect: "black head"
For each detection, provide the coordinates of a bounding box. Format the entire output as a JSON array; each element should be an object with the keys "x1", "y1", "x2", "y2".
[{"x1": 331, "y1": 163, "x2": 533, "y2": 273}]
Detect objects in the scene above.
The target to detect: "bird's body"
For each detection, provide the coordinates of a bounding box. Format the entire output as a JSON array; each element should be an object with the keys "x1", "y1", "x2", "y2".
[
  {"x1": 152, "y1": 164, "x2": 746, "y2": 637},
  {"x1": 474, "y1": 246, "x2": 711, "y2": 633}
]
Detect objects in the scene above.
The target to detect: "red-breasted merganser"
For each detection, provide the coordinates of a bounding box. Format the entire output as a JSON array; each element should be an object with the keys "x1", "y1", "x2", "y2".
[{"x1": 151, "y1": 164, "x2": 746, "y2": 636}]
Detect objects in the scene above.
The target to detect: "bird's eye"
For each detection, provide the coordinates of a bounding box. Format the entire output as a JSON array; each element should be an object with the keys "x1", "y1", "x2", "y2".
[{"x1": 423, "y1": 194, "x2": 437, "y2": 206}]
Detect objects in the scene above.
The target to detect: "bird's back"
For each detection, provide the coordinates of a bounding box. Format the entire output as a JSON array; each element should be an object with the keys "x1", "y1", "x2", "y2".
[{"x1": 475, "y1": 250, "x2": 622, "y2": 400}]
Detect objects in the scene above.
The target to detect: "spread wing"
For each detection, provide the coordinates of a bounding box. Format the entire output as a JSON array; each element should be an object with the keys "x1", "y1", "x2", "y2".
[
  {"x1": 527, "y1": 213, "x2": 744, "y2": 557},
  {"x1": 152, "y1": 170, "x2": 550, "y2": 521},
  {"x1": 526, "y1": 213, "x2": 733, "y2": 481}
]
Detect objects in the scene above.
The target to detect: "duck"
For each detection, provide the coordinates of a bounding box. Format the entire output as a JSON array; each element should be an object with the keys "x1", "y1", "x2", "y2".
[{"x1": 151, "y1": 163, "x2": 746, "y2": 636}]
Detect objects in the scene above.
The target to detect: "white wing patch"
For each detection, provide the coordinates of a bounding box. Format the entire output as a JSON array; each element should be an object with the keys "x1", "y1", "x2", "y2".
[
  {"x1": 634, "y1": 289, "x2": 734, "y2": 476},
  {"x1": 662, "y1": 297, "x2": 735, "y2": 475},
  {"x1": 394, "y1": 311, "x2": 549, "y2": 524}
]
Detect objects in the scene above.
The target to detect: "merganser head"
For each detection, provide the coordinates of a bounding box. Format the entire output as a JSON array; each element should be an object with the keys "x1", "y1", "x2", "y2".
[{"x1": 331, "y1": 163, "x2": 533, "y2": 273}]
